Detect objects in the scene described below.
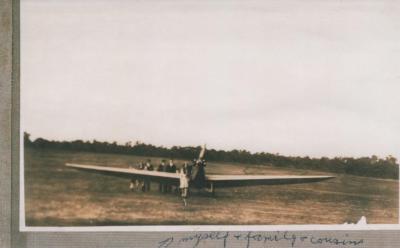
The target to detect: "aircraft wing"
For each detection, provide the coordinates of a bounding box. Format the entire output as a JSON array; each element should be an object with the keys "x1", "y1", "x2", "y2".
[
  {"x1": 205, "y1": 175, "x2": 334, "y2": 188},
  {"x1": 65, "y1": 163, "x2": 180, "y2": 186}
]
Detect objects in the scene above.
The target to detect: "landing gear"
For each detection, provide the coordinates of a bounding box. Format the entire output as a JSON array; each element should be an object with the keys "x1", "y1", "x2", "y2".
[{"x1": 209, "y1": 182, "x2": 215, "y2": 196}]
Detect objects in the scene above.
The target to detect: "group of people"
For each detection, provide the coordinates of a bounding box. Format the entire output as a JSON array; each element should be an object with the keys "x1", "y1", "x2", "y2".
[
  {"x1": 129, "y1": 158, "x2": 207, "y2": 206},
  {"x1": 129, "y1": 159, "x2": 154, "y2": 192},
  {"x1": 157, "y1": 159, "x2": 177, "y2": 193}
]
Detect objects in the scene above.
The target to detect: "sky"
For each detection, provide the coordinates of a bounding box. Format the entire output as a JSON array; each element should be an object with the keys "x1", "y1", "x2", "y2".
[{"x1": 21, "y1": 0, "x2": 400, "y2": 159}]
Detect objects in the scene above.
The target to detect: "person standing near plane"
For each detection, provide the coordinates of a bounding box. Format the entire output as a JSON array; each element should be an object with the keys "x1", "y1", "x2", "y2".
[
  {"x1": 145, "y1": 159, "x2": 154, "y2": 171},
  {"x1": 168, "y1": 160, "x2": 177, "y2": 193},
  {"x1": 179, "y1": 166, "x2": 189, "y2": 207},
  {"x1": 129, "y1": 163, "x2": 135, "y2": 191},
  {"x1": 162, "y1": 160, "x2": 170, "y2": 192},
  {"x1": 181, "y1": 162, "x2": 191, "y2": 192},
  {"x1": 157, "y1": 160, "x2": 166, "y2": 193},
  {"x1": 191, "y1": 159, "x2": 206, "y2": 188},
  {"x1": 143, "y1": 159, "x2": 153, "y2": 191},
  {"x1": 186, "y1": 161, "x2": 193, "y2": 180},
  {"x1": 168, "y1": 159, "x2": 177, "y2": 173},
  {"x1": 136, "y1": 162, "x2": 145, "y2": 191},
  {"x1": 190, "y1": 160, "x2": 197, "y2": 183},
  {"x1": 199, "y1": 159, "x2": 207, "y2": 187}
]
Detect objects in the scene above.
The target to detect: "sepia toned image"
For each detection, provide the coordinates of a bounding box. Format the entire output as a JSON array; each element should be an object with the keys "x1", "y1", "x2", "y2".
[{"x1": 21, "y1": 0, "x2": 399, "y2": 228}]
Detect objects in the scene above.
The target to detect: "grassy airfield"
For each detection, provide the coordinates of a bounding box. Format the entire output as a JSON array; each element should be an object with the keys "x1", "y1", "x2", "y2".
[{"x1": 24, "y1": 148, "x2": 398, "y2": 226}]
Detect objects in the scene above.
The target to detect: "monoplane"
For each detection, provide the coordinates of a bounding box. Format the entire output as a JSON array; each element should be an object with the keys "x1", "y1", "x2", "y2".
[{"x1": 66, "y1": 145, "x2": 334, "y2": 195}]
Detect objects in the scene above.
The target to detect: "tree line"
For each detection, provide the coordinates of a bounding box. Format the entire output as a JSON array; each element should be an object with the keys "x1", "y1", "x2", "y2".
[{"x1": 24, "y1": 132, "x2": 399, "y2": 179}]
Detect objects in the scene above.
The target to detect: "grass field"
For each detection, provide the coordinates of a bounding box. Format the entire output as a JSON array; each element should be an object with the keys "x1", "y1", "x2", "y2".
[{"x1": 24, "y1": 148, "x2": 399, "y2": 226}]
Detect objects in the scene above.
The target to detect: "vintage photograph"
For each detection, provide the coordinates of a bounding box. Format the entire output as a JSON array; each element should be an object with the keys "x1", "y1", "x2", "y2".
[{"x1": 21, "y1": 0, "x2": 399, "y2": 227}]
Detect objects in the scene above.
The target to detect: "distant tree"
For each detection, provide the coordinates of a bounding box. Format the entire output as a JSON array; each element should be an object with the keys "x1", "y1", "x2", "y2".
[
  {"x1": 371, "y1": 155, "x2": 379, "y2": 164},
  {"x1": 386, "y1": 155, "x2": 397, "y2": 165},
  {"x1": 24, "y1": 134, "x2": 399, "y2": 179}
]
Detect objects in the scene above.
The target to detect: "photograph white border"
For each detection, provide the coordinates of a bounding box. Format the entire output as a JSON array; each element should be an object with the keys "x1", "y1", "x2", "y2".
[{"x1": 19, "y1": 0, "x2": 400, "y2": 233}]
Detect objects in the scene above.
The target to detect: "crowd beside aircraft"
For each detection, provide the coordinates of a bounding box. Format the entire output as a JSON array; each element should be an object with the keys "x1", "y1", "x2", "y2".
[{"x1": 128, "y1": 158, "x2": 207, "y2": 206}]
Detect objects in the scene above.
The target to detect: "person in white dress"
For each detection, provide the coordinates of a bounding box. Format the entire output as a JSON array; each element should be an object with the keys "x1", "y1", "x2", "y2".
[{"x1": 179, "y1": 165, "x2": 189, "y2": 206}]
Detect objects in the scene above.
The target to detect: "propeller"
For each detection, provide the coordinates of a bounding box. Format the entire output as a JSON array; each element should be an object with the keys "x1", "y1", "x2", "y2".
[{"x1": 198, "y1": 144, "x2": 206, "y2": 160}]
